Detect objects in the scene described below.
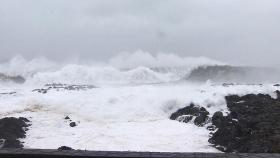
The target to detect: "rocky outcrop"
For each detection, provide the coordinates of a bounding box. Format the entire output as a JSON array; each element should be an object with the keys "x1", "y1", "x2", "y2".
[
  {"x1": 33, "y1": 83, "x2": 96, "y2": 94},
  {"x1": 186, "y1": 65, "x2": 280, "y2": 83},
  {"x1": 0, "y1": 73, "x2": 25, "y2": 84},
  {"x1": 0, "y1": 117, "x2": 31, "y2": 149},
  {"x1": 170, "y1": 103, "x2": 210, "y2": 126},
  {"x1": 209, "y1": 93, "x2": 280, "y2": 153}
]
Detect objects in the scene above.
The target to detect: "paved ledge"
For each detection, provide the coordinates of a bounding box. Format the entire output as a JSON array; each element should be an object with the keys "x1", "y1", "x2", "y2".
[{"x1": 0, "y1": 149, "x2": 279, "y2": 158}]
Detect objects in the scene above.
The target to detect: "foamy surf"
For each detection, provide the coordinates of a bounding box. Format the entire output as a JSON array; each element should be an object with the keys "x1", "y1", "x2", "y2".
[{"x1": 0, "y1": 52, "x2": 279, "y2": 152}]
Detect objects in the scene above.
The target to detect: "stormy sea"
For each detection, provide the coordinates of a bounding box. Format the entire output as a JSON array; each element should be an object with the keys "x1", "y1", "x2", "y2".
[{"x1": 0, "y1": 52, "x2": 280, "y2": 153}]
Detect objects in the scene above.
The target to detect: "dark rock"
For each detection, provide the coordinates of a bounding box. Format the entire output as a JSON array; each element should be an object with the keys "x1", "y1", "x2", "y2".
[
  {"x1": 69, "y1": 122, "x2": 77, "y2": 127},
  {"x1": 222, "y1": 83, "x2": 235, "y2": 87},
  {"x1": 58, "y1": 146, "x2": 74, "y2": 150},
  {"x1": 209, "y1": 93, "x2": 280, "y2": 153},
  {"x1": 275, "y1": 90, "x2": 280, "y2": 101},
  {"x1": 0, "y1": 117, "x2": 31, "y2": 149},
  {"x1": 0, "y1": 92, "x2": 16, "y2": 95},
  {"x1": 32, "y1": 89, "x2": 48, "y2": 94},
  {"x1": 170, "y1": 103, "x2": 209, "y2": 126},
  {"x1": 65, "y1": 116, "x2": 70, "y2": 120},
  {"x1": 274, "y1": 84, "x2": 280, "y2": 87},
  {"x1": 177, "y1": 115, "x2": 193, "y2": 123},
  {"x1": 194, "y1": 114, "x2": 208, "y2": 126},
  {"x1": 33, "y1": 83, "x2": 96, "y2": 94},
  {"x1": 212, "y1": 111, "x2": 224, "y2": 128},
  {"x1": 186, "y1": 65, "x2": 280, "y2": 83},
  {"x1": 207, "y1": 125, "x2": 216, "y2": 131}
]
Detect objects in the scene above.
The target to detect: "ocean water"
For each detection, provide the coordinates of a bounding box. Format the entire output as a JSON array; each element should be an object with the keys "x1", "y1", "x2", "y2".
[{"x1": 0, "y1": 52, "x2": 279, "y2": 152}]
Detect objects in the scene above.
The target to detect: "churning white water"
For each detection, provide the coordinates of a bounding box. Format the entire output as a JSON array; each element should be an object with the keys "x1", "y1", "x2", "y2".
[{"x1": 0, "y1": 52, "x2": 278, "y2": 152}]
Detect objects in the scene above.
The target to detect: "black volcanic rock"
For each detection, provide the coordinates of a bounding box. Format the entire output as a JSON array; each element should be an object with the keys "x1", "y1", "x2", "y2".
[
  {"x1": 275, "y1": 90, "x2": 280, "y2": 101},
  {"x1": 211, "y1": 111, "x2": 224, "y2": 128},
  {"x1": 69, "y1": 122, "x2": 77, "y2": 127},
  {"x1": 209, "y1": 93, "x2": 280, "y2": 153},
  {"x1": 58, "y1": 146, "x2": 74, "y2": 150},
  {"x1": 0, "y1": 117, "x2": 31, "y2": 149},
  {"x1": 170, "y1": 103, "x2": 209, "y2": 126},
  {"x1": 33, "y1": 83, "x2": 96, "y2": 94}
]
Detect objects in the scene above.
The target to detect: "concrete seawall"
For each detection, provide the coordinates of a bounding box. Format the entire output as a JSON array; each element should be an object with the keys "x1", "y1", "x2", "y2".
[{"x1": 0, "y1": 149, "x2": 279, "y2": 158}]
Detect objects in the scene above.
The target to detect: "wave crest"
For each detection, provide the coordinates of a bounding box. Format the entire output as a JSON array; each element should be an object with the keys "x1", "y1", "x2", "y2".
[{"x1": 0, "y1": 51, "x2": 223, "y2": 85}]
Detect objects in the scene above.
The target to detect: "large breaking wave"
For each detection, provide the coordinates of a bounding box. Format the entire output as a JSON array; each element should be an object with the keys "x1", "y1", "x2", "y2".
[
  {"x1": 0, "y1": 51, "x2": 279, "y2": 85},
  {"x1": 0, "y1": 51, "x2": 223, "y2": 85}
]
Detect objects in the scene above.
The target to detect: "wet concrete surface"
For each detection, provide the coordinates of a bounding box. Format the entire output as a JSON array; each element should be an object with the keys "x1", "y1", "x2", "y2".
[{"x1": 0, "y1": 149, "x2": 279, "y2": 158}]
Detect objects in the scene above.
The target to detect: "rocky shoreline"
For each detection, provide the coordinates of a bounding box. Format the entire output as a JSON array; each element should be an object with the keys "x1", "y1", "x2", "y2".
[
  {"x1": 171, "y1": 91, "x2": 280, "y2": 153},
  {"x1": 209, "y1": 93, "x2": 280, "y2": 153},
  {"x1": 1, "y1": 91, "x2": 280, "y2": 153}
]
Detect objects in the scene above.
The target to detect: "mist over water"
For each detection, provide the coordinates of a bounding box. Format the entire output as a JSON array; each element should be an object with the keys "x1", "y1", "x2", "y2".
[
  {"x1": 0, "y1": 51, "x2": 226, "y2": 85},
  {"x1": 1, "y1": 51, "x2": 280, "y2": 86}
]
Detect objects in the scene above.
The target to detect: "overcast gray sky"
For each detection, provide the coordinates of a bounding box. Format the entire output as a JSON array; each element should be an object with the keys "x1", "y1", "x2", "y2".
[{"x1": 0, "y1": 0, "x2": 280, "y2": 66}]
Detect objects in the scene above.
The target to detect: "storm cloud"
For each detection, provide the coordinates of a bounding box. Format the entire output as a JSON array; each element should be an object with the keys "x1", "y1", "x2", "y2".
[{"x1": 0, "y1": 0, "x2": 280, "y2": 67}]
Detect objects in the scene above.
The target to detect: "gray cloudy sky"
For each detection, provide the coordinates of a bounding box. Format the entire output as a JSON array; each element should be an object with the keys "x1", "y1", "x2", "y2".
[{"x1": 0, "y1": 0, "x2": 280, "y2": 66}]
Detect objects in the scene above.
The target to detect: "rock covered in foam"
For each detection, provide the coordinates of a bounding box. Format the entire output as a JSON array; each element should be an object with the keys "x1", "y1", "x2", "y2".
[
  {"x1": 170, "y1": 103, "x2": 210, "y2": 127},
  {"x1": 32, "y1": 83, "x2": 96, "y2": 94},
  {"x1": 0, "y1": 117, "x2": 31, "y2": 149},
  {"x1": 209, "y1": 92, "x2": 280, "y2": 153}
]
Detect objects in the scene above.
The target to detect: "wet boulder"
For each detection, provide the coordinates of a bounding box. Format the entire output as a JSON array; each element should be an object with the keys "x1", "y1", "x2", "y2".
[
  {"x1": 170, "y1": 103, "x2": 209, "y2": 126},
  {"x1": 69, "y1": 122, "x2": 77, "y2": 127},
  {"x1": 0, "y1": 117, "x2": 31, "y2": 149}
]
